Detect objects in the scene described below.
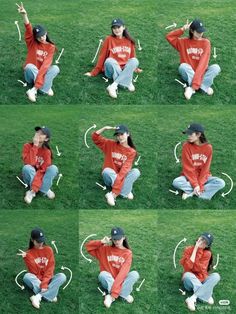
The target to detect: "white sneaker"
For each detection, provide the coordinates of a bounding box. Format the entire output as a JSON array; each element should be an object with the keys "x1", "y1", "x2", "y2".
[
  {"x1": 107, "y1": 85, "x2": 117, "y2": 98},
  {"x1": 127, "y1": 192, "x2": 134, "y2": 200},
  {"x1": 24, "y1": 190, "x2": 36, "y2": 204},
  {"x1": 51, "y1": 297, "x2": 57, "y2": 303},
  {"x1": 128, "y1": 83, "x2": 135, "y2": 92},
  {"x1": 207, "y1": 297, "x2": 214, "y2": 305},
  {"x1": 30, "y1": 294, "x2": 41, "y2": 309},
  {"x1": 185, "y1": 297, "x2": 196, "y2": 311},
  {"x1": 47, "y1": 88, "x2": 54, "y2": 96},
  {"x1": 206, "y1": 87, "x2": 214, "y2": 96},
  {"x1": 124, "y1": 295, "x2": 134, "y2": 303},
  {"x1": 26, "y1": 88, "x2": 37, "y2": 102},
  {"x1": 182, "y1": 192, "x2": 193, "y2": 200},
  {"x1": 46, "y1": 189, "x2": 55, "y2": 199},
  {"x1": 104, "y1": 294, "x2": 115, "y2": 308},
  {"x1": 105, "y1": 192, "x2": 116, "y2": 206},
  {"x1": 184, "y1": 87, "x2": 195, "y2": 100}
]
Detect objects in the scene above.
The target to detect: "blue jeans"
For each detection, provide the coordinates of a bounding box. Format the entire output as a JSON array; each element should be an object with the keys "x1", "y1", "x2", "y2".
[
  {"x1": 178, "y1": 63, "x2": 221, "y2": 92},
  {"x1": 102, "y1": 167, "x2": 140, "y2": 197},
  {"x1": 24, "y1": 63, "x2": 60, "y2": 93},
  {"x1": 23, "y1": 272, "x2": 66, "y2": 301},
  {"x1": 172, "y1": 175, "x2": 225, "y2": 200},
  {"x1": 104, "y1": 57, "x2": 139, "y2": 88},
  {"x1": 22, "y1": 164, "x2": 58, "y2": 194},
  {"x1": 98, "y1": 271, "x2": 139, "y2": 298},
  {"x1": 183, "y1": 272, "x2": 220, "y2": 302}
]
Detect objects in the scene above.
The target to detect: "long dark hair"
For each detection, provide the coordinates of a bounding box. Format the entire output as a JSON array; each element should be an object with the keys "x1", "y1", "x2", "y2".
[
  {"x1": 111, "y1": 27, "x2": 135, "y2": 45},
  {"x1": 198, "y1": 132, "x2": 208, "y2": 144},
  {"x1": 112, "y1": 237, "x2": 131, "y2": 250},
  {"x1": 189, "y1": 29, "x2": 206, "y2": 39},
  {"x1": 28, "y1": 238, "x2": 46, "y2": 249},
  {"x1": 116, "y1": 133, "x2": 136, "y2": 150}
]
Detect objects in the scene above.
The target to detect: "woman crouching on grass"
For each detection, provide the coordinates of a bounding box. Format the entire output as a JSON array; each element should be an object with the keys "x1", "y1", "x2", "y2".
[
  {"x1": 166, "y1": 19, "x2": 221, "y2": 100},
  {"x1": 85, "y1": 18, "x2": 141, "y2": 99},
  {"x1": 172, "y1": 123, "x2": 225, "y2": 200},
  {"x1": 17, "y1": 228, "x2": 66, "y2": 310},
  {"x1": 17, "y1": 2, "x2": 59, "y2": 102},
  {"x1": 86, "y1": 227, "x2": 139, "y2": 308},
  {"x1": 180, "y1": 232, "x2": 220, "y2": 312},
  {"x1": 22, "y1": 126, "x2": 58, "y2": 204},
  {"x1": 92, "y1": 125, "x2": 140, "y2": 207}
]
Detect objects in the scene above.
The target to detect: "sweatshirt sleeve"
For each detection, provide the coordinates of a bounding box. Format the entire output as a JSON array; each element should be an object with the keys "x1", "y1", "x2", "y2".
[
  {"x1": 22, "y1": 143, "x2": 38, "y2": 165},
  {"x1": 112, "y1": 150, "x2": 136, "y2": 195},
  {"x1": 165, "y1": 28, "x2": 184, "y2": 51},
  {"x1": 40, "y1": 248, "x2": 55, "y2": 289},
  {"x1": 85, "y1": 240, "x2": 103, "y2": 259},
  {"x1": 24, "y1": 23, "x2": 34, "y2": 49},
  {"x1": 31, "y1": 149, "x2": 52, "y2": 192},
  {"x1": 130, "y1": 42, "x2": 136, "y2": 58},
  {"x1": 23, "y1": 251, "x2": 41, "y2": 274},
  {"x1": 90, "y1": 37, "x2": 109, "y2": 76},
  {"x1": 34, "y1": 45, "x2": 55, "y2": 89},
  {"x1": 181, "y1": 143, "x2": 199, "y2": 188},
  {"x1": 198, "y1": 145, "x2": 212, "y2": 191},
  {"x1": 111, "y1": 252, "x2": 132, "y2": 298},
  {"x1": 192, "y1": 41, "x2": 211, "y2": 90},
  {"x1": 91, "y1": 132, "x2": 109, "y2": 153}
]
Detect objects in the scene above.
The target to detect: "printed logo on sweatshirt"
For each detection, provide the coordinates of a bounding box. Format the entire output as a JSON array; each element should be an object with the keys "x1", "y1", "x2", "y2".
[
  {"x1": 36, "y1": 49, "x2": 48, "y2": 62},
  {"x1": 192, "y1": 153, "x2": 208, "y2": 165},
  {"x1": 186, "y1": 48, "x2": 204, "y2": 60},
  {"x1": 107, "y1": 255, "x2": 125, "y2": 265},
  {"x1": 111, "y1": 46, "x2": 131, "y2": 58},
  {"x1": 112, "y1": 152, "x2": 127, "y2": 166},
  {"x1": 36, "y1": 156, "x2": 44, "y2": 166},
  {"x1": 34, "y1": 257, "x2": 49, "y2": 268}
]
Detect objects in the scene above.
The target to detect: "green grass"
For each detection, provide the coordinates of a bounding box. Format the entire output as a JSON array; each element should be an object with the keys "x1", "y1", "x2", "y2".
[
  {"x1": 79, "y1": 210, "x2": 158, "y2": 314},
  {"x1": 157, "y1": 210, "x2": 236, "y2": 313},
  {"x1": 0, "y1": 210, "x2": 78, "y2": 313}
]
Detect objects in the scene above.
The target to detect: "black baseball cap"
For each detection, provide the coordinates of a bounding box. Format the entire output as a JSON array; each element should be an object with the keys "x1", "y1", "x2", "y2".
[
  {"x1": 31, "y1": 228, "x2": 45, "y2": 243},
  {"x1": 35, "y1": 126, "x2": 51, "y2": 139},
  {"x1": 182, "y1": 123, "x2": 204, "y2": 135},
  {"x1": 200, "y1": 232, "x2": 214, "y2": 247},
  {"x1": 111, "y1": 227, "x2": 125, "y2": 240},
  {"x1": 190, "y1": 19, "x2": 206, "y2": 33},
  {"x1": 111, "y1": 18, "x2": 125, "y2": 27},
  {"x1": 114, "y1": 125, "x2": 129, "y2": 135},
  {"x1": 33, "y1": 25, "x2": 47, "y2": 38}
]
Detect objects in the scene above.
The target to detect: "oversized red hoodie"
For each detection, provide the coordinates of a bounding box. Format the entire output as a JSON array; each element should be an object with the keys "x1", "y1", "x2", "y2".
[
  {"x1": 92, "y1": 132, "x2": 137, "y2": 195},
  {"x1": 23, "y1": 246, "x2": 55, "y2": 289},
  {"x1": 180, "y1": 246, "x2": 211, "y2": 282},
  {"x1": 24, "y1": 23, "x2": 56, "y2": 89},
  {"x1": 86, "y1": 240, "x2": 132, "y2": 298},
  {"x1": 166, "y1": 28, "x2": 211, "y2": 90},
  {"x1": 181, "y1": 142, "x2": 212, "y2": 191},
  {"x1": 22, "y1": 143, "x2": 52, "y2": 192},
  {"x1": 90, "y1": 35, "x2": 136, "y2": 76}
]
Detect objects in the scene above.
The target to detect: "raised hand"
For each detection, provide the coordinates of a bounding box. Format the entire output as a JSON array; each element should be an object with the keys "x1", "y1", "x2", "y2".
[
  {"x1": 182, "y1": 19, "x2": 192, "y2": 31},
  {"x1": 16, "y1": 249, "x2": 27, "y2": 257},
  {"x1": 101, "y1": 236, "x2": 111, "y2": 244},
  {"x1": 16, "y1": 2, "x2": 26, "y2": 15}
]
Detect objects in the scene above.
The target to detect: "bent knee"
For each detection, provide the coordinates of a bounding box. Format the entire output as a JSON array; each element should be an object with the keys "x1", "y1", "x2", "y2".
[
  {"x1": 182, "y1": 272, "x2": 194, "y2": 280},
  {"x1": 129, "y1": 57, "x2": 139, "y2": 67},
  {"x1": 51, "y1": 65, "x2": 60, "y2": 74},
  {"x1": 98, "y1": 271, "x2": 110, "y2": 280},
  {"x1": 58, "y1": 272, "x2": 67, "y2": 283},
  {"x1": 47, "y1": 165, "x2": 58, "y2": 174},
  {"x1": 210, "y1": 64, "x2": 221, "y2": 74},
  {"x1": 22, "y1": 164, "x2": 35, "y2": 172},
  {"x1": 104, "y1": 57, "x2": 117, "y2": 65},
  {"x1": 129, "y1": 270, "x2": 140, "y2": 281},
  {"x1": 24, "y1": 63, "x2": 37, "y2": 71},
  {"x1": 132, "y1": 168, "x2": 141, "y2": 178},
  {"x1": 217, "y1": 178, "x2": 225, "y2": 189},
  {"x1": 179, "y1": 63, "x2": 191, "y2": 71},
  {"x1": 211, "y1": 272, "x2": 221, "y2": 282}
]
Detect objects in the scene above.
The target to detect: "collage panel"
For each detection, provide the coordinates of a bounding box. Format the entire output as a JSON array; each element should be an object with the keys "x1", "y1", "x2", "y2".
[
  {"x1": 79, "y1": 209, "x2": 158, "y2": 313},
  {"x1": 0, "y1": 210, "x2": 78, "y2": 313}
]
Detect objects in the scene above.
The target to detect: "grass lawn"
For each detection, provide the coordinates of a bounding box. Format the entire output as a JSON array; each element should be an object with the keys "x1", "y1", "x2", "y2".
[
  {"x1": 0, "y1": 210, "x2": 78, "y2": 314},
  {"x1": 157, "y1": 210, "x2": 236, "y2": 313},
  {"x1": 79, "y1": 210, "x2": 158, "y2": 314}
]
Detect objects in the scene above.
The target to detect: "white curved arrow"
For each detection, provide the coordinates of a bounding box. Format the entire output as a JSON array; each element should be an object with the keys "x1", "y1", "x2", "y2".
[
  {"x1": 179, "y1": 289, "x2": 186, "y2": 295},
  {"x1": 61, "y1": 266, "x2": 72, "y2": 290},
  {"x1": 137, "y1": 39, "x2": 142, "y2": 51},
  {"x1": 51, "y1": 240, "x2": 58, "y2": 254},
  {"x1": 15, "y1": 20, "x2": 21, "y2": 41},
  {"x1": 133, "y1": 75, "x2": 139, "y2": 83},
  {"x1": 84, "y1": 124, "x2": 96, "y2": 148},
  {"x1": 97, "y1": 287, "x2": 106, "y2": 296},
  {"x1": 213, "y1": 253, "x2": 219, "y2": 270},
  {"x1": 136, "y1": 278, "x2": 145, "y2": 292},
  {"x1": 174, "y1": 142, "x2": 181, "y2": 163},
  {"x1": 17, "y1": 80, "x2": 27, "y2": 87},
  {"x1": 165, "y1": 23, "x2": 177, "y2": 30},
  {"x1": 55, "y1": 48, "x2": 64, "y2": 64},
  {"x1": 173, "y1": 238, "x2": 187, "y2": 269},
  {"x1": 80, "y1": 234, "x2": 97, "y2": 263},
  {"x1": 221, "y1": 172, "x2": 234, "y2": 197},
  {"x1": 16, "y1": 176, "x2": 28, "y2": 188},
  {"x1": 96, "y1": 182, "x2": 106, "y2": 190},
  {"x1": 169, "y1": 189, "x2": 179, "y2": 195},
  {"x1": 175, "y1": 79, "x2": 187, "y2": 88},
  {"x1": 102, "y1": 77, "x2": 108, "y2": 83},
  {"x1": 92, "y1": 39, "x2": 103, "y2": 63},
  {"x1": 15, "y1": 269, "x2": 27, "y2": 290},
  {"x1": 134, "y1": 155, "x2": 141, "y2": 166},
  {"x1": 56, "y1": 173, "x2": 63, "y2": 186},
  {"x1": 213, "y1": 47, "x2": 217, "y2": 59}
]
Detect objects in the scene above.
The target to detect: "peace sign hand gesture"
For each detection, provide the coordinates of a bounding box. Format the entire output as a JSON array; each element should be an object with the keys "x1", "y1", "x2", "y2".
[
  {"x1": 16, "y1": 2, "x2": 27, "y2": 15},
  {"x1": 182, "y1": 19, "x2": 192, "y2": 31},
  {"x1": 16, "y1": 249, "x2": 27, "y2": 258}
]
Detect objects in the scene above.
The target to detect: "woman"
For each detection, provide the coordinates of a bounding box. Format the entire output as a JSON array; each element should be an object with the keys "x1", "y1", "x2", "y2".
[
  {"x1": 172, "y1": 123, "x2": 225, "y2": 200},
  {"x1": 180, "y1": 232, "x2": 220, "y2": 311},
  {"x1": 166, "y1": 19, "x2": 221, "y2": 100},
  {"x1": 92, "y1": 125, "x2": 140, "y2": 206},
  {"x1": 17, "y1": 228, "x2": 66, "y2": 309},
  {"x1": 22, "y1": 126, "x2": 58, "y2": 204},
  {"x1": 16, "y1": 2, "x2": 59, "y2": 102},
  {"x1": 86, "y1": 227, "x2": 139, "y2": 308},
  {"x1": 85, "y1": 18, "x2": 141, "y2": 99}
]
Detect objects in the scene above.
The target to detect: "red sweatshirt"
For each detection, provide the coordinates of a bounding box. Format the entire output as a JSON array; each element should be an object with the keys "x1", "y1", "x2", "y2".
[
  {"x1": 90, "y1": 35, "x2": 136, "y2": 76},
  {"x1": 23, "y1": 246, "x2": 55, "y2": 289},
  {"x1": 92, "y1": 132, "x2": 137, "y2": 195},
  {"x1": 22, "y1": 143, "x2": 52, "y2": 192},
  {"x1": 166, "y1": 28, "x2": 211, "y2": 90},
  {"x1": 86, "y1": 240, "x2": 132, "y2": 298},
  {"x1": 180, "y1": 246, "x2": 211, "y2": 282},
  {"x1": 181, "y1": 142, "x2": 212, "y2": 191},
  {"x1": 24, "y1": 23, "x2": 56, "y2": 89}
]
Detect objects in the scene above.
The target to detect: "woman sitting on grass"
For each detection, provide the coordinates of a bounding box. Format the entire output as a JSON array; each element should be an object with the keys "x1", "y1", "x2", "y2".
[
  {"x1": 92, "y1": 125, "x2": 140, "y2": 207},
  {"x1": 180, "y1": 232, "x2": 220, "y2": 312},
  {"x1": 166, "y1": 19, "x2": 221, "y2": 100},
  {"x1": 86, "y1": 227, "x2": 139, "y2": 308},
  {"x1": 85, "y1": 18, "x2": 141, "y2": 99},
  {"x1": 172, "y1": 123, "x2": 225, "y2": 200},
  {"x1": 16, "y1": 2, "x2": 59, "y2": 102},
  {"x1": 22, "y1": 126, "x2": 58, "y2": 204},
  {"x1": 17, "y1": 228, "x2": 66, "y2": 310}
]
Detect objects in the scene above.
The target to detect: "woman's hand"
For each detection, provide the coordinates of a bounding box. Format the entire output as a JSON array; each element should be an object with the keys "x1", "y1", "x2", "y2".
[
  {"x1": 41, "y1": 288, "x2": 48, "y2": 292},
  {"x1": 33, "y1": 133, "x2": 40, "y2": 146},
  {"x1": 95, "y1": 126, "x2": 116, "y2": 134},
  {"x1": 182, "y1": 19, "x2": 192, "y2": 31},
  {"x1": 101, "y1": 236, "x2": 111, "y2": 244},
  {"x1": 84, "y1": 72, "x2": 92, "y2": 77},
  {"x1": 193, "y1": 185, "x2": 201, "y2": 196},
  {"x1": 16, "y1": 2, "x2": 27, "y2": 15},
  {"x1": 195, "y1": 237, "x2": 203, "y2": 249},
  {"x1": 17, "y1": 249, "x2": 27, "y2": 258}
]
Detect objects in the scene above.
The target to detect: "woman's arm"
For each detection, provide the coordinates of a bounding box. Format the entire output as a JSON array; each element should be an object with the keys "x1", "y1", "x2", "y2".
[
  {"x1": 16, "y1": 2, "x2": 29, "y2": 24},
  {"x1": 95, "y1": 126, "x2": 116, "y2": 135}
]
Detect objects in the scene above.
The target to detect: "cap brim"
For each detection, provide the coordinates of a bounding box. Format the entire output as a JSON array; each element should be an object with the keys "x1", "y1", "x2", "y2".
[
  {"x1": 182, "y1": 129, "x2": 194, "y2": 135},
  {"x1": 196, "y1": 27, "x2": 206, "y2": 33},
  {"x1": 112, "y1": 235, "x2": 123, "y2": 240},
  {"x1": 201, "y1": 235, "x2": 210, "y2": 246},
  {"x1": 35, "y1": 237, "x2": 45, "y2": 243}
]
